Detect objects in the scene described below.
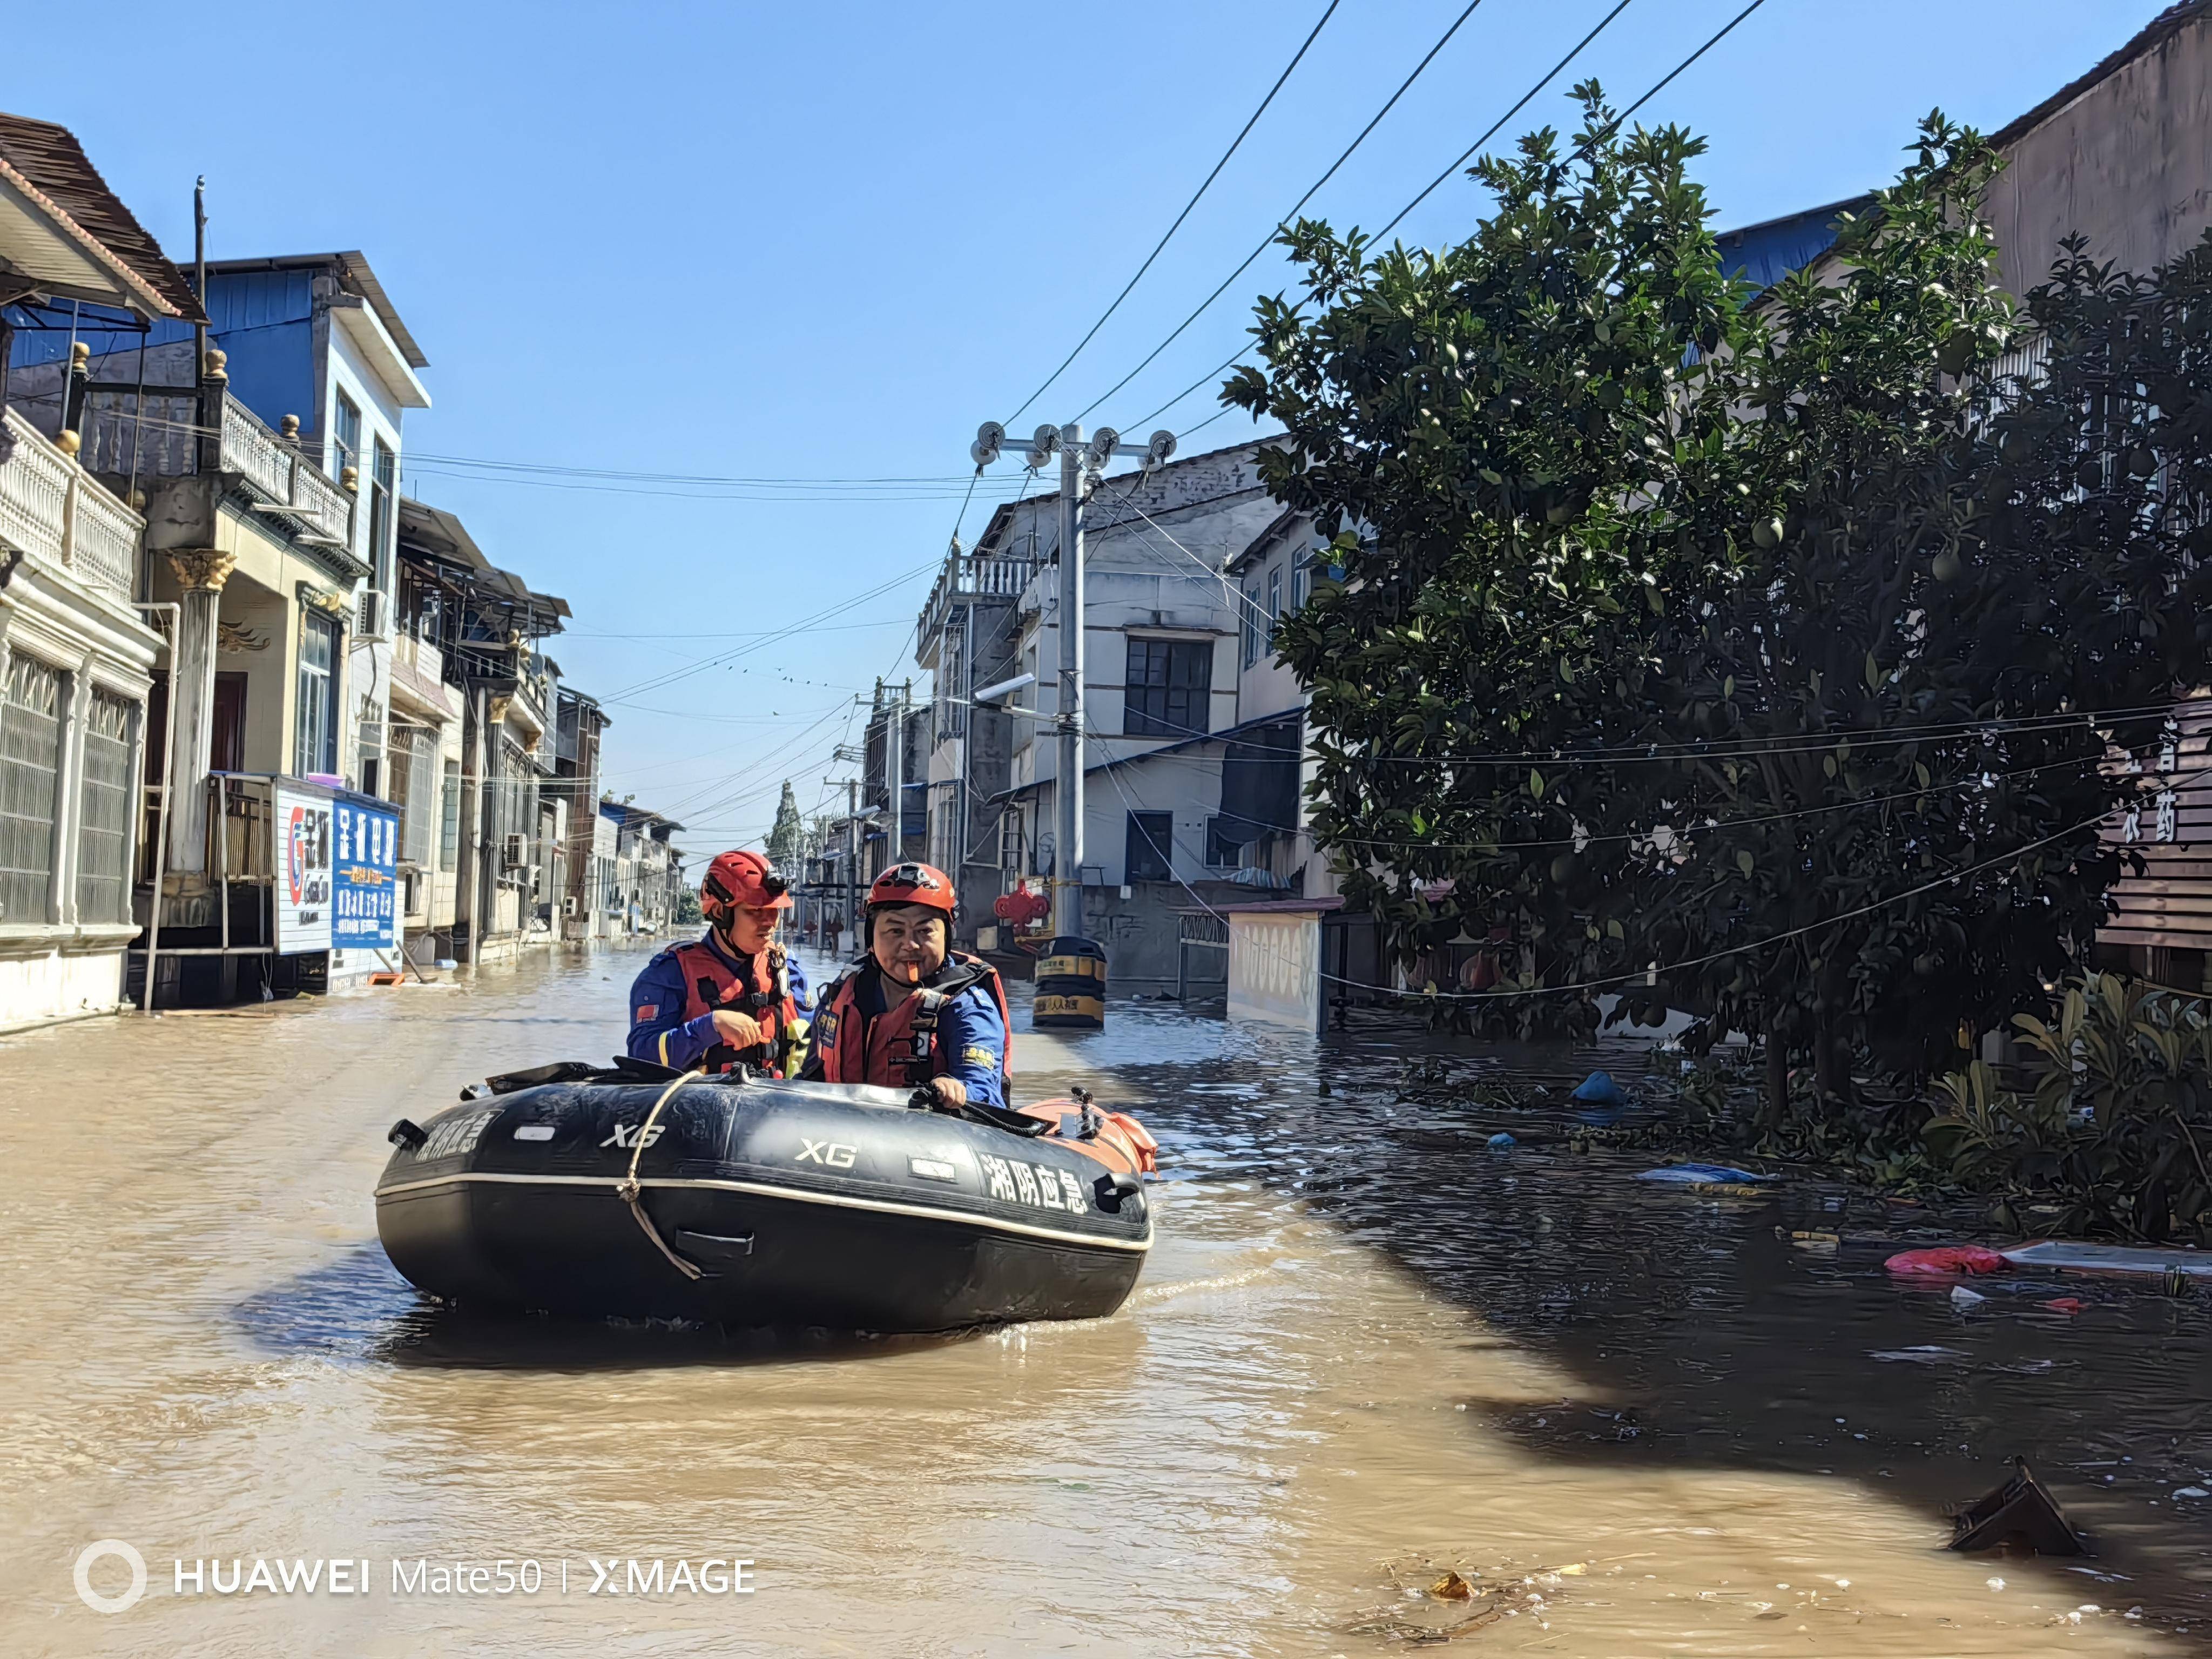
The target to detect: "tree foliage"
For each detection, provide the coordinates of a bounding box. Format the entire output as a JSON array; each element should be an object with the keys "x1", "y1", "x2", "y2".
[
  {"x1": 1235, "y1": 91, "x2": 2212, "y2": 1112},
  {"x1": 767, "y1": 781, "x2": 805, "y2": 871}
]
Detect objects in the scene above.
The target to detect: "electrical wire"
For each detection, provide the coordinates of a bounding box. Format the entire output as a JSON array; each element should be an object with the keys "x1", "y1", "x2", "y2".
[
  {"x1": 1073, "y1": 0, "x2": 1496, "y2": 424},
  {"x1": 1372, "y1": 0, "x2": 1638, "y2": 242},
  {"x1": 1129, "y1": 0, "x2": 1775, "y2": 438},
  {"x1": 1004, "y1": 0, "x2": 1341, "y2": 426},
  {"x1": 1092, "y1": 736, "x2": 2198, "y2": 1003},
  {"x1": 597, "y1": 556, "x2": 946, "y2": 705}
]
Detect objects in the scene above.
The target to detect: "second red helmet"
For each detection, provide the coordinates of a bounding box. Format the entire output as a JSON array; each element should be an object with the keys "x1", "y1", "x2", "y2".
[{"x1": 866, "y1": 860, "x2": 955, "y2": 915}]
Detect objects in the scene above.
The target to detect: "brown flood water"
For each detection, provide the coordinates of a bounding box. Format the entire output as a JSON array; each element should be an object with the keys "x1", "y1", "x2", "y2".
[{"x1": 2, "y1": 942, "x2": 2207, "y2": 1656}]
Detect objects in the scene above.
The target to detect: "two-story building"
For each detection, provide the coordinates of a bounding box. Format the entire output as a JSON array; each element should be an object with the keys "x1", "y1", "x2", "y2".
[
  {"x1": 955, "y1": 441, "x2": 1282, "y2": 990},
  {"x1": 0, "y1": 111, "x2": 200, "y2": 1027},
  {"x1": 10, "y1": 244, "x2": 432, "y2": 1000}
]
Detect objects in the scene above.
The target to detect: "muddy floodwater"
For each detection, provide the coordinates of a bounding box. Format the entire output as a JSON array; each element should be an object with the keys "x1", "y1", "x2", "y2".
[{"x1": 3, "y1": 943, "x2": 2208, "y2": 1656}]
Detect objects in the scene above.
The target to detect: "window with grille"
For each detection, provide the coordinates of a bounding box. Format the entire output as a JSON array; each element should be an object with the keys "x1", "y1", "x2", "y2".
[
  {"x1": 77, "y1": 689, "x2": 134, "y2": 923},
  {"x1": 295, "y1": 615, "x2": 339, "y2": 777},
  {"x1": 0, "y1": 653, "x2": 63, "y2": 925},
  {"x1": 440, "y1": 758, "x2": 462, "y2": 867},
  {"x1": 1241, "y1": 584, "x2": 1264, "y2": 667},
  {"x1": 390, "y1": 723, "x2": 440, "y2": 866},
  {"x1": 1125, "y1": 637, "x2": 1212, "y2": 739}
]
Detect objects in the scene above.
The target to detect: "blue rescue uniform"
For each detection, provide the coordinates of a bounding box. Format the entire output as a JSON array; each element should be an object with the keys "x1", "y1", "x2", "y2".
[{"x1": 626, "y1": 931, "x2": 811, "y2": 1073}]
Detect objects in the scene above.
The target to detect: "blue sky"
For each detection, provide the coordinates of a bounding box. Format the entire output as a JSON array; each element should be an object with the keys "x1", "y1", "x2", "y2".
[{"x1": 15, "y1": 0, "x2": 2173, "y2": 853}]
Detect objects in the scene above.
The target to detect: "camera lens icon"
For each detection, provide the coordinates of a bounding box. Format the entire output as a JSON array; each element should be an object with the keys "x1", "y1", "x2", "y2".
[{"x1": 73, "y1": 1540, "x2": 147, "y2": 1614}]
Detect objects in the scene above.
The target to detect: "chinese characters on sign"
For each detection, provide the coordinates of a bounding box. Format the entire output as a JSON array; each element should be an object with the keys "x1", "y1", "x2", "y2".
[
  {"x1": 273, "y1": 784, "x2": 333, "y2": 954},
  {"x1": 333, "y1": 798, "x2": 400, "y2": 950}
]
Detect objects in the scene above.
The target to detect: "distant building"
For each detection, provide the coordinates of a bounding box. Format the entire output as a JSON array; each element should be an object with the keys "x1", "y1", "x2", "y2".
[
  {"x1": 392, "y1": 497, "x2": 574, "y2": 965},
  {"x1": 916, "y1": 441, "x2": 1280, "y2": 990}
]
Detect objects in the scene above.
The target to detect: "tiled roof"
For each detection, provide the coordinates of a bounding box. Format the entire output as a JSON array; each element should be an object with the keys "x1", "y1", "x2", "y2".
[{"x1": 0, "y1": 110, "x2": 203, "y2": 320}]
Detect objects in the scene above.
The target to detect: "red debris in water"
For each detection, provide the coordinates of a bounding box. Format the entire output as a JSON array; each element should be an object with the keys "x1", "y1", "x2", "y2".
[
  {"x1": 2040, "y1": 1297, "x2": 2085, "y2": 1315},
  {"x1": 1885, "y1": 1245, "x2": 2008, "y2": 1277}
]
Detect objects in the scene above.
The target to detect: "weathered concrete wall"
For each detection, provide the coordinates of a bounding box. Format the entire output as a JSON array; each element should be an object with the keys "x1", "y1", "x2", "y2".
[{"x1": 1988, "y1": 16, "x2": 2212, "y2": 294}]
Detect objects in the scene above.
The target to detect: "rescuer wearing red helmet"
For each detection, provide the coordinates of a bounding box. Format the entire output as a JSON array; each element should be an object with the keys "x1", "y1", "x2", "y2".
[
  {"x1": 626, "y1": 849, "x2": 811, "y2": 1074},
  {"x1": 799, "y1": 861, "x2": 1011, "y2": 1108}
]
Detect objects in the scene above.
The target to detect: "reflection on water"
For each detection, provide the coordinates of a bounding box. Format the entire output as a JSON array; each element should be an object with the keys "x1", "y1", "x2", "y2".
[{"x1": 0, "y1": 942, "x2": 2204, "y2": 1655}]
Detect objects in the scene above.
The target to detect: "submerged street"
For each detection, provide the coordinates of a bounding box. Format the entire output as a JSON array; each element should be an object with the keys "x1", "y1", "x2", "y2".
[{"x1": 3, "y1": 946, "x2": 2208, "y2": 1656}]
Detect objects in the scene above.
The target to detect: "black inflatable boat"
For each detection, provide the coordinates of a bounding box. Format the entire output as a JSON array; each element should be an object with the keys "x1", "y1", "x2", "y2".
[{"x1": 374, "y1": 1062, "x2": 1157, "y2": 1332}]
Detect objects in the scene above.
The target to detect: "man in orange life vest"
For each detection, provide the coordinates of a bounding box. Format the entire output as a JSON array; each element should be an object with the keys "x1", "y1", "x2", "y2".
[
  {"x1": 626, "y1": 849, "x2": 810, "y2": 1074},
  {"x1": 800, "y1": 861, "x2": 1010, "y2": 1108}
]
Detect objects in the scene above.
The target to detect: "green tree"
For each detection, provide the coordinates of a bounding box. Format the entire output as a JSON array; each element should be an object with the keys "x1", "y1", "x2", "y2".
[
  {"x1": 1644, "y1": 124, "x2": 2212, "y2": 1114},
  {"x1": 1231, "y1": 84, "x2": 1751, "y2": 1037},
  {"x1": 1238, "y1": 98, "x2": 2212, "y2": 1115},
  {"x1": 766, "y1": 781, "x2": 804, "y2": 871}
]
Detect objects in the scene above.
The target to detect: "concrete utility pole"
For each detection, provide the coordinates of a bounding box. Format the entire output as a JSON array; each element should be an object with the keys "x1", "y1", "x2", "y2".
[
  {"x1": 822, "y1": 772, "x2": 860, "y2": 958},
  {"x1": 884, "y1": 678, "x2": 911, "y2": 868},
  {"x1": 968, "y1": 422, "x2": 1176, "y2": 937}
]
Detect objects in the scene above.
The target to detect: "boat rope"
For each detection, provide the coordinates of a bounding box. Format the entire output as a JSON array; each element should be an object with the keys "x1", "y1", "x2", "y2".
[{"x1": 615, "y1": 1068, "x2": 708, "y2": 1282}]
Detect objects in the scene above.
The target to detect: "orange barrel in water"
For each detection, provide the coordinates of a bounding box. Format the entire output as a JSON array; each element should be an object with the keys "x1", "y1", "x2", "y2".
[{"x1": 1033, "y1": 935, "x2": 1107, "y2": 1030}]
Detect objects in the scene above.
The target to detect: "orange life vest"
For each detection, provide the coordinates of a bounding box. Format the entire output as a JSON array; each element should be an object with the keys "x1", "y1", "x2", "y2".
[
  {"x1": 669, "y1": 936, "x2": 798, "y2": 1074},
  {"x1": 815, "y1": 953, "x2": 1013, "y2": 1091}
]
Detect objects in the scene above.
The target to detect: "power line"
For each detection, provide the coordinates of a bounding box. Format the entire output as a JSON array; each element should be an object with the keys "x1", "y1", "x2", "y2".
[
  {"x1": 1073, "y1": 0, "x2": 1497, "y2": 423},
  {"x1": 596, "y1": 556, "x2": 945, "y2": 705},
  {"x1": 1132, "y1": 0, "x2": 1775, "y2": 436},
  {"x1": 1094, "y1": 737, "x2": 2195, "y2": 1003},
  {"x1": 1373, "y1": 0, "x2": 1638, "y2": 241},
  {"x1": 1004, "y1": 0, "x2": 1342, "y2": 426}
]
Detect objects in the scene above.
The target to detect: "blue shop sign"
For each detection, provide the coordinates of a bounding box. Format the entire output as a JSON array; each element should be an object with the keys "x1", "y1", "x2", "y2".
[{"x1": 332, "y1": 796, "x2": 399, "y2": 949}]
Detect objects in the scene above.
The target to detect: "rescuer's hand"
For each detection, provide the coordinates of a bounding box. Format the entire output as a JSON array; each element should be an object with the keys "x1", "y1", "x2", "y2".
[
  {"x1": 929, "y1": 1077, "x2": 969, "y2": 1108},
  {"x1": 711, "y1": 1008, "x2": 768, "y2": 1048}
]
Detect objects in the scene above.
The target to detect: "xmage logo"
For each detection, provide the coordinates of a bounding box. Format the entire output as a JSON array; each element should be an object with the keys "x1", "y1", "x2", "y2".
[{"x1": 600, "y1": 1122, "x2": 666, "y2": 1150}]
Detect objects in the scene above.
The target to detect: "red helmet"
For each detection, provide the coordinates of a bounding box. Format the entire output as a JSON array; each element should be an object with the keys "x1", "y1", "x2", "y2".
[
  {"x1": 701, "y1": 849, "x2": 792, "y2": 923},
  {"x1": 867, "y1": 861, "x2": 955, "y2": 916}
]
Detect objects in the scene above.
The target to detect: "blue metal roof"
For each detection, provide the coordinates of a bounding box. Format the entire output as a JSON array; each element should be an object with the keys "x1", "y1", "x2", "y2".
[{"x1": 1714, "y1": 194, "x2": 1872, "y2": 293}]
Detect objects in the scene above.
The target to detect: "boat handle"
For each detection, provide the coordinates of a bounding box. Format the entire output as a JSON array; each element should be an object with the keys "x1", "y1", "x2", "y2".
[{"x1": 1092, "y1": 1171, "x2": 1142, "y2": 1214}]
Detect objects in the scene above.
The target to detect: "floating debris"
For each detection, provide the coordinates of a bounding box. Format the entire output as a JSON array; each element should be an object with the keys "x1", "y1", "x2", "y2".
[{"x1": 1952, "y1": 1459, "x2": 2088, "y2": 1556}]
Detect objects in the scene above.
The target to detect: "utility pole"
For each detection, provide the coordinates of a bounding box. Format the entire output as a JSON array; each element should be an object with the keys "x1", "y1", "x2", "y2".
[
  {"x1": 824, "y1": 770, "x2": 861, "y2": 959},
  {"x1": 968, "y1": 422, "x2": 1176, "y2": 938},
  {"x1": 884, "y1": 677, "x2": 911, "y2": 868}
]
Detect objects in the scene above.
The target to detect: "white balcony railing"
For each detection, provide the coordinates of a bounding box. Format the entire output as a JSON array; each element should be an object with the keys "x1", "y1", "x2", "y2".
[
  {"x1": 79, "y1": 389, "x2": 355, "y2": 558},
  {"x1": 919, "y1": 550, "x2": 1035, "y2": 645},
  {"x1": 219, "y1": 394, "x2": 356, "y2": 551},
  {"x1": 0, "y1": 406, "x2": 144, "y2": 602}
]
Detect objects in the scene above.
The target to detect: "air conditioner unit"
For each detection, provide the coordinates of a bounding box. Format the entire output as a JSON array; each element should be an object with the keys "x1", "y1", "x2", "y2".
[
  {"x1": 357, "y1": 588, "x2": 389, "y2": 639},
  {"x1": 502, "y1": 833, "x2": 526, "y2": 869}
]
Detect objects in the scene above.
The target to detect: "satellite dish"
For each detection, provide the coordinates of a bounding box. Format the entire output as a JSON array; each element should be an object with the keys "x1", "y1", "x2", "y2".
[
  {"x1": 1144, "y1": 429, "x2": 1177, "y2": 469},
  {"x1": 971, "y1": 421, "x2": 1005, "y2": 466},
  {"x1": 1088, "y1": 427, "x2": 1121, "y2": 467}
]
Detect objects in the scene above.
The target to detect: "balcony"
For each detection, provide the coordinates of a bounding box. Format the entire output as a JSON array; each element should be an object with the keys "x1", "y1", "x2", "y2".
[
  {"x1": 918, "y1": 549, "x2": 1035, "y2": 652},
  {"x1": 389, "y1": 625, "x2": 459, "y2": 721},
  {"x1": 82, "y1": 388, "x2": 360, "y2": 571},
  {"x1": 0, "y1": 406, "x2": 144, "y2": 602}
]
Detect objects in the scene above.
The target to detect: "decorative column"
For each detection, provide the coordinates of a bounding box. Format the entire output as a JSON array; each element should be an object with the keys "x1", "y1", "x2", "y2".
[{"x1": 165, "y1": 550, "x2": 236, "y2": 876}]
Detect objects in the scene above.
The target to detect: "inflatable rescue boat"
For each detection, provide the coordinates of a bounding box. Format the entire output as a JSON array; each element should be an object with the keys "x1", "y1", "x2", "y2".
[{"x1": 374, "y1": 1060, "x2": 1157, "y2": 1331}]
